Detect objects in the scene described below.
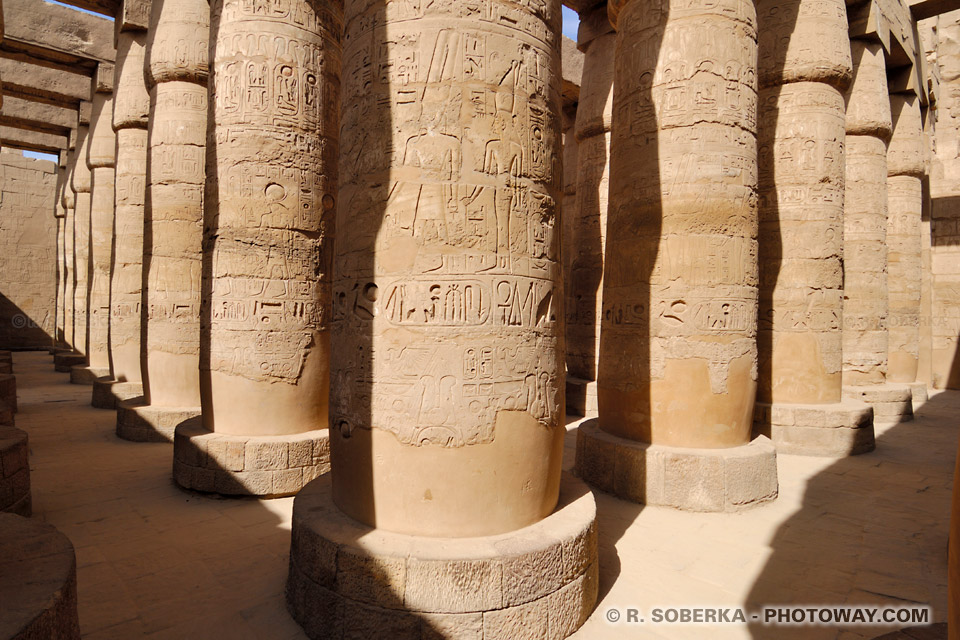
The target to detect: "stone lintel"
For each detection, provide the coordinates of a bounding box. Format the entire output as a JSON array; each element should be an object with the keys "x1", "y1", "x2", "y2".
[
  {"x1": 754, "y1": 400, "x2": 876, "y2": 456},
  {"x1": 172, "y1": 420, "x2": 331, "y2": 498},
  {"x1": 0, "y1": 126, "x2": 68, "y2": 152},
  {"x1": 286, "y1": 473, "x2": 598, "y2": 640},
  {"x1": 576, "y1": 420, "x2": 779, "y2": 512},
  {"x1": 0, "y1": 57, "x2": 92, "y2": 104},
  {"x1": 5, "y1": 0, "x2": 116, "y2": 63}
]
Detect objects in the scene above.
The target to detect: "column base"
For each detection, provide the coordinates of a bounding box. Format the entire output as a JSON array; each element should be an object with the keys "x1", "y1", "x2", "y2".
[
  {"x1": 576, "y1": 419, "x2": 778, "y2": 511},
  {"x1": 907, "y1": 381, "x2": 928, "y2": 406},
  {"x1": 753, "y1": 400, "x2": 875, "y2": 456},
  {"x1": 286, "y1": 472, "x2": 597, "y2": 640},
  {"x1": 0, "y1": 426, "x2": 30, "y2": 516},
  {"x1": 115, "y1": 398, "x2": 199, "y2": 443},
  {"x1": 843, "y1": 384, "x2": 914, "y2": 425},
  {"x1": 91, "y1": 380, "x2": 143, "y2": 410},
  {"x1": 0, "y1": 362, "x2": 11, "y2": 375},
  {"x1": 565, "y1": 376, "x2": 598, "y2": 417},
  {"x1": 0, "y1": 402, "x2": 13, "y2": 427},
  {"x1": 69, "y1": 365, "x2": 108, "y2": 386},
  {"x1": 53, "y1": 352, "x2": 85, "y2": 373},
  {"x1": 0, "y1": 374, "x2": 17, "y2": 414},
  {"x1": 173, "y1": 420, "x2": 330, "y2": 498},
  {"x1": 0, "y1": 514, "x2": 81, "y2": 640}
]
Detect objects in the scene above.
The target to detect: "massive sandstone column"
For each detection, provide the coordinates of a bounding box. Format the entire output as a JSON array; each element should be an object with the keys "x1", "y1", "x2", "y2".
[
  {"x1": 74, "y1": 65, "x2": 117, "y2": 388},
  {"x1": 60, "y1": 160, "x2": 77, "y2": 361},
  {"x1": 887, "y1": 93, "x2": 927, "y2": 402},
  {"x1": 576, "y1": 0, "x2": 778, "y2": 510},
  {"x1": 287, "y1": 1, "x2": 597, "y2": 636},
  {"x1": 565, "y1": 3, "x2": 614, "y2": 418},
  {"x1": 173, "y1": 0, "x2": 335, "y2": 496},
  {"x1": 54, "y1": 161, "x2": 67, "y2": 349},
  {"x1": 116, "y1": 0, "x2": 207, "y2": 441},
  {"x1": 70, "y1": 120, "x2": 92, "y2": 364},
  {"x1": 842, "y1": 41, "x2": 914, "y2": 422},
  {"x1": 751, "y1": 0, "x2": 874, "y2": 455},
  {"x1": 95, "y1": 12, "x2": 151, "y2": 410}
]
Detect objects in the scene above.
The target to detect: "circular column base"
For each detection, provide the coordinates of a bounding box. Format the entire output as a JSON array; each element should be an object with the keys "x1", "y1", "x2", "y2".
[
  {"x1": 115, "y1": 398, "x2": 199, "y2": 443},
  {"x1": 906, "y1": 381, "x2": 928, "y2": 405},
  {"x1": 53, "y1": 352, "x2": 85, "y2": 373},
  {"x1": 843, "y1": 384, "x2": 913, "y2": 425},
  {"x1": 576, "y1": 419, "x2": 778, "y2": 511},
  {"x1": 91, "y1": 380, "x2": 143, "y2": 410},
  {"x1": 0, "y1": 375, "x2": 16, "y2": 414},
  {"x1": 0, "y1": 426, "x2": 30, "y2": 516},
  {"x1": 286, "y1": 473, "x2": 598, "y2": 640},
  {"x1": 69, "y1": 366, "x2": 108, "y2": 386},
  {"x1": 753, "y1": 400, "x2": 875, "y2": 456},
  {"x1": 173, "y1": 420, "x2": 330, "y2": 498},
  {"x1": 0, "y1": 363, "x2": 11, "y2": 375},
  {"x1": 0, "y1": 514, "x2": 80, "y2": 640},
  {"x1": 0, "y1": 403, "x2": 13, "y2": 427}
]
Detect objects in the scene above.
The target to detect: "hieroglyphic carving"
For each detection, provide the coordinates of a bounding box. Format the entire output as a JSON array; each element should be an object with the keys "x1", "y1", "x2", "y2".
[
  {"x1": 142, "y1": 0, "x2": 209, "y2": 406},
  {"x1": 754, "y1": 0, "x2": 850, "y2": 405},
  {"x1": 110, "y1": 30, "x2": 150, "y2": 383},
  {"x1": 843, "y1": 40, "x2": 892, "y2": 386},
  {"x1": 886, "y1": 94, "x2": 924, "y2": 383},
  {"x1": 332, "y1": 0, "x2": 563, "y2": 448},
  {"x1": 599, "y1": 0, "x2": 759, "y2": 448},
  {"x1": 86, "y1": 83, "x2": 116, "y2": 372},
  {"x1": 204, "y1": 0, "x2": 340, "y2": 438}
]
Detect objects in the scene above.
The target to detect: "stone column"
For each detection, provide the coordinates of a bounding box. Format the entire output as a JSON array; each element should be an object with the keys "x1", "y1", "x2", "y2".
[
  {"x1": 842, "y1": 41, "x2": 913, "y2": 423},
  {"x1": 565, "y1": 3, "x2": 614, "y2": 418},
  {"x1": 96, "y1": 6, "x2": 151, "y2": 411},
  {"x1": 287, "y1": 1, "x2": 598, "y2": 636},
  {"x1": 54, "y1": 161, "x2": 67, "y2": 350},
  {"x1": 74, "y1": 65, "x2": 117, "y2": 388},
  {"x1": 887, "y1": 93, "x2": 928, "y2": 404},
  {"x1": 59, "y1": 160, "x2": 78, "y2": 366},
  {"x1": 116, "y1": 0, "x2": 207, "y2": 442},
  {"x1": 750, "y1": 0, "x2": 874, "y2": 455},
  {"x1": 172, "y1": 0, "x2": 334, "y2": 496},
  {"x1": 576, "y1": 0, "x2": 778, "y2": 510},
  {"x1": 70, "y1": 116, "x2": 92, "y2": 364}
]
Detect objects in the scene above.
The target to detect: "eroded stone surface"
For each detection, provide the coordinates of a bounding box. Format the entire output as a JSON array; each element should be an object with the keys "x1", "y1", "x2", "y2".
[
  {"x1": 0, "y1": 513, "x2": 80, "y2": 640},
  {"x1": 330, "y1": 0, "x2": 566, "y2": 538},
  {"x1": 754, "y1": 399, "x2": 875, "y2": 456},
  {"x1": 287, "y1": 473, "x2": 597, "y2": 639}
]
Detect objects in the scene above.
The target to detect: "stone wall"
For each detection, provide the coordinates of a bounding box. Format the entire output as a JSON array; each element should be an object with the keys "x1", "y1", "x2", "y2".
[{"x1": 0, "y1": 151, "x2": 57, "y2": 349}]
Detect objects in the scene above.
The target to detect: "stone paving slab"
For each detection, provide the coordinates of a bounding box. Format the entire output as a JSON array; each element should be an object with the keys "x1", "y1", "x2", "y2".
[{"x1": 7, "y1": 351, "x2": 956, "y2": 639}]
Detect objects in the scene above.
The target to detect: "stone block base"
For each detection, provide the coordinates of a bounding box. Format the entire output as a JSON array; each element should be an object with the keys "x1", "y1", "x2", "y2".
[
  {"x1": 0, "y1": 403, "x2": 12, "y2": 427},
  {"x1": 0, "y1": 514, "x2": 81, "y2": 640},
  {"x1": 576, "y1": 419, "x2": 778, "y2": 511},
  {"x1": 753, "y1": 400, "x2": 875, "y2": 456},
  {"x1": 907, "y1": 381, "x2": 928, "y2": 406},
  {"x1": 287, "y1": 473, "x2": 597, "y2": 640},
  {"x1": 173, "y1": 420, "x2": 330, "y2": 498},
  {"x1": 115, "y1": 399, "x2": 199, "y2": 443},
  {"x1": 843, "y1": 384, "x2": 913, "y2": 425},
  {"x1": 53, "y1": 352, "x2": 85, "y2": 373},
  {"x1": 0, "y1": 426, "x2": 30, "y2": 516},
  {"x1": 0, "y1": 374, "x2": 16, "y2": 414},
  {"x1": 91, "y1": 380, "x2": 143, "y2": 410},
  {"x1": 0, "y1": 362, "x2": 11, "y2": 375},
  {"x1": 69, "y1": 366, "x2": 108, "y2": 386},
  {"x1": 566, "y1": 376, "x2": 598, "y2": 417}
]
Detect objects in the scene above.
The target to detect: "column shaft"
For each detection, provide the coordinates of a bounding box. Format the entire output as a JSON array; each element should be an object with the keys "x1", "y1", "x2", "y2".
[
  {"x1": 72, "y1": 125, "x2": 92, "y2": 358},
  {"x1": 331, "y1": 0, "x2": 565, "y2": 537}
]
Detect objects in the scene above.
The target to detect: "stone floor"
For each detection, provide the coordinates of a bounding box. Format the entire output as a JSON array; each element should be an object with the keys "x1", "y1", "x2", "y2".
[{"x1": 10, "y1": 351, "x2": 956, "y2": 639}]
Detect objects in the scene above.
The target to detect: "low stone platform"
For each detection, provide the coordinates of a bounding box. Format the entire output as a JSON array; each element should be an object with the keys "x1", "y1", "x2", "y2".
[
  {"x1": 286, "y1": 473, "x2": 598, "y2": 640},
  {"x1": 0, "y1": 374, "x2": 17, "y2": 414},
  {"x1": 844, "y1": 384, "x2": 914, "y2": 425},
  {"x1": 173, "y1": 420, "x2": 330, "y2": 498},
  {"x1": 53, "y1": 351, "x2": 85, "y2": 373},
  {"x1": 576, "y1": 419, "x2": 778, "y2": 512},
  {"x1": 907, "y1": 381, "x2": 929, "y2": 405},
  {"x1": 0, "y1": 514, "x2": 80, "y2": 640},
  {"x1": 566, "y1": 376, "x2": 598, "y2": 417},
  {"x1": 0, "y1": 426, "x2": 30, "y2": 516},
  {"x1": 754, "y1": 399, "x2": 875, "y2": 456},
  {"x1": 115, "y1": 398, "x2": 199, "y2": 443},
  {"x1": 91, "y1": 379, "x2": 143, "y2": 410},
  {"x1": 69, "y1": 365, "x2": 108, "y2": 386}
]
